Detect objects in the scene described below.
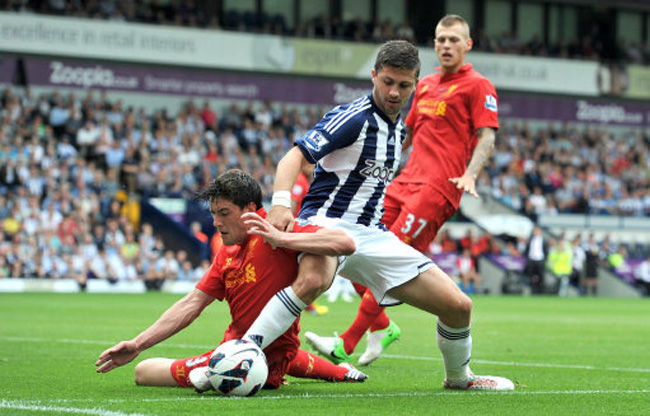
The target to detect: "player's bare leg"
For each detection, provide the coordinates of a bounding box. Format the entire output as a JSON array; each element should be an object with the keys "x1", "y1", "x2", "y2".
[{"x1": 134, "y1": 358, "x2": 177, "y2": 386}]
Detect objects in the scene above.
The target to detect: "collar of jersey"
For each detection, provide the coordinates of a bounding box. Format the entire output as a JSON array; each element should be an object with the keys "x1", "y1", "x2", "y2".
[
  {"x1": 435, "y1": 62, "x2": 473, "y2": 79},
  {"x1": 368, "y1": 93, "x2": 402, "y2": 125}
]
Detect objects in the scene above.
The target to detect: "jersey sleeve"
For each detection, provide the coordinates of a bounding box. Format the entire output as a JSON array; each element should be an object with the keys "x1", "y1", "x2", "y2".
[
  {"x1": 292, "y1": 221, "x2": 321, "y2": 234},
  {"x1": 295, "y1": 105, "x2": 366, "y2": 163},
  {"x1": 195, "y1": 256, "x2": 225, "y2": 301},
  {"x1": 469, "y1": 77, "x2": 499, "y2": 131}
]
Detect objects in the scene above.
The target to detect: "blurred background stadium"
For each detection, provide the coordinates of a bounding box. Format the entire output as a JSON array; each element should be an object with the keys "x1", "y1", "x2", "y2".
[{"x1": 0, "y1": 0, "x2": 649, "y2": 298}]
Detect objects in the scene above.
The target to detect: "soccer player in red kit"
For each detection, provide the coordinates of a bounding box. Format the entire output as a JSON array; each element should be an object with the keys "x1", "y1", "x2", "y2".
[
  {"x1": 307, "y1": 14, "x2": 499, "y2": 367},
  {"x1": 95, "y1": 170, "x2": 366, "y2": 392}
]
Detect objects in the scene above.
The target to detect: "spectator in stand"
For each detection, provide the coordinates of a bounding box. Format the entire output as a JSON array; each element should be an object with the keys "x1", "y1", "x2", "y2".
[
  {"x1": 40, "y1": 202, "x2": 64, "y2": 233},
  {"x1": 396, "y1": 20, "x2": 415, "y2": 43},
  {"x1": 524, "y1": 226, "x2": 548, "y2": 294},
  {"x1": 104, "y1": 218, "x2": 126, "y2": 254},
  {"x1": 570, "y1": 235, "x2": 586, "y2": 293},
  {"x1": 120, "y1": 231, "x2": 140, "y2": 261},
  {"x1": 0, "y1": 255, "x2": 11, "y2": 278},
  {"x1": 546, "y1": 237, "x2": 573, "y2": 296},
  {"x1": 439, "y1": 229, "x2": 459, "y2": 253},
  {"x1": 176, "y1": 258, "x2": 195, "y2": 282},
  {"x1": 70, "y1": 245, "x2": 89, "y2": 289},
  {"x1": 598, "y1": 238, "x2": 615, "y2": 268},
  {"x1": 456, "y1": 248, "x2": 481, "y2": 294},
  {"x1": 582, "y1": 234, "x2": 600, "y2": 296},
  {"x1": 607, "y1": 246, "x2": 627, "y2": 271},
  {"x1": 76, "y1": 118, "x2": 100, "y2": 158},
  {"x1": 154, "y1": 249, "x2": 180, "y2": 282}
]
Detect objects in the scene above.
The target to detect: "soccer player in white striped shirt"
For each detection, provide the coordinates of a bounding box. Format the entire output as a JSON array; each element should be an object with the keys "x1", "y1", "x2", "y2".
[{"x1": 244, "y1": 40, "x2": 513, "y2": 390}]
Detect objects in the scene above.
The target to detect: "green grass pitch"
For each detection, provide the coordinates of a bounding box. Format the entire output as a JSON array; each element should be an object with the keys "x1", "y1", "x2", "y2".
[{"x1": 1, "y1": 292, "x2": 648, "y2": 415}]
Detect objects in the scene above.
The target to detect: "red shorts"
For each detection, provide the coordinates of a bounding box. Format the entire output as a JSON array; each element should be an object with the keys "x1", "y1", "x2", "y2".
[
  {"x1": 170, "y1": 345, "x2": 297, "y2": 390},
  {"x1": 382, "y1": 182, "x2": 457, "y2": 253}
]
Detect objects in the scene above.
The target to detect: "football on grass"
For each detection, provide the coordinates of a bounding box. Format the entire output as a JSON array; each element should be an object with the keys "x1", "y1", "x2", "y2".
[{"x1": 208, "y1": 339, "x2": 268, "y2": 396}]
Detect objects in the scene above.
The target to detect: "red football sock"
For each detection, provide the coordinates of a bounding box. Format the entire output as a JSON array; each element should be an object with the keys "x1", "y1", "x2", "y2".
[
  {"x1": 352, "y1": 282, "x2": 367, "y2": 297},
  {"x1": 339, "y1": 290, "x2": 385, "y2": 354},
  {"x1": 286, "y1": 349, "x2": 347, "y2": 382},
  {"x1": 369, "y1": 309, "x2": 390, "y2": 332}
]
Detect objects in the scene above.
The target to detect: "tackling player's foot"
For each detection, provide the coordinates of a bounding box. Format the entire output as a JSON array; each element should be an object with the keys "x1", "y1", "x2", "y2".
[
  {"x1": 305, "y1": 331, "x2": 351, "y2": 365},
  {"x1": 444, "y1": 372, "x2": 514, "y2": 391},
  {"x1": 358, "y1": 320, "x2": 401, "y2": 366},
  {"x1": 188, "y1": 366, "x2": 213, "y2": 393},
  {"x1": 338, "y1": 363, "x2": 368, "y2": 382}
]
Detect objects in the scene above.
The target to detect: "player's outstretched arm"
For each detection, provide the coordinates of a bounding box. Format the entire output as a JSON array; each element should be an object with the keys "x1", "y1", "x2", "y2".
[
  {"x1": 448, "y1": 126, "x2": 496, "y2": 198},
  {"x1": 243, "y1": 212, "x2": 356, "y2": 256},
  {"x1": 95, "y1": 289, "x2": 215, "y2": 373}
]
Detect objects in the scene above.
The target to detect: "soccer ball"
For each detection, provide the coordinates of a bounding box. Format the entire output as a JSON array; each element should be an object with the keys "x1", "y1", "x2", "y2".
[{"x1": 207, "y1": 339, "x2": 268, "y2": 397}]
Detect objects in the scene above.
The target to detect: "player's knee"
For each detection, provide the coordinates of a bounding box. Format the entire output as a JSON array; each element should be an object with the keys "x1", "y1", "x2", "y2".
[
  {"x1": 134, "y1": 360, "x2": 149, "y2": 385},
  {"x1": 293, "y1": 270, "x2": 331, "y2": 303},
  {"x1": 452, "y1": 294, "x2": 473, "y2": 320}
]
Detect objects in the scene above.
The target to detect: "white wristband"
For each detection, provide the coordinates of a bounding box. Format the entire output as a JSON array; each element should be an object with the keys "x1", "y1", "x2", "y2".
[{"x1": 271, "y1": 191, "x2": 292, "y2": 208}]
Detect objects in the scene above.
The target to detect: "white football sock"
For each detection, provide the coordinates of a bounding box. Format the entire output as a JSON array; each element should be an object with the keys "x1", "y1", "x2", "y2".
[
  {"x1": 436, "y1": 320, "x2": 472, "y2": 383},
  {"x1": 244, "y1": 286, "x2": 307, "y2": 349}
]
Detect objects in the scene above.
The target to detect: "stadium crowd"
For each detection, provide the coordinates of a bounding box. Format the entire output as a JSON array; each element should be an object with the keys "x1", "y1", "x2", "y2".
[
  {"x1": 3, "y1": 1, "x2": 650, "y2": 64},
  {"x1": 0, "y1": 85, "x2": 648, "y2": 294},
  {"x1": 481, "y1": 121, "x2": 650, "y2": 220}
]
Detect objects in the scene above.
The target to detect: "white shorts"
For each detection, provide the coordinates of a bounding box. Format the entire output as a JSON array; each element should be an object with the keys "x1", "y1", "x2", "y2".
[{"x1": 305, "y1": 216, "x2": 436, "y2": 306}]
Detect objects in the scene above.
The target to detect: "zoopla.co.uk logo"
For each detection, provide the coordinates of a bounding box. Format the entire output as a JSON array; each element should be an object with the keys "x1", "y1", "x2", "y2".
[
  {"x1": 359, "y1": 159, "x2": 394, "y2": 185},
  {"x1": 49, "y1": 61, "x2": 138, "y2": 89}
]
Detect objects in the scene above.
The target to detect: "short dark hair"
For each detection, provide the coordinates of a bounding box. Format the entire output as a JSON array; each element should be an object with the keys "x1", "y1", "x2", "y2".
[
  {"x1": 197, "y1": 169, "x2": 262, "y2": 210},
  {"x1": 374, "y1": 40, "x2": 420, "y2": 78},
  {"x1": 437, "y1": 14, "x2": 470, "y2": 38}
]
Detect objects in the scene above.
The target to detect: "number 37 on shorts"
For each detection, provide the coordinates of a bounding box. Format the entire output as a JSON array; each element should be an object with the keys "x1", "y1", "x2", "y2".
[{"x1": 399, "y1": 213, "x2": 428, "y2": 243}]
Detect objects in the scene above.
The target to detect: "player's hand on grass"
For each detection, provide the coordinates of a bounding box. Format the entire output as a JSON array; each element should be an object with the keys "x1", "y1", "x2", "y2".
[
  {"x1": 448, "y1": 174, "x2": 479, "y2": 198},
  {"x1": 267, "y1": 205, "x2": 295, "y2": 232},
  {"x1": 95, "y1": 340, "x2": 140, "y2": 373}
]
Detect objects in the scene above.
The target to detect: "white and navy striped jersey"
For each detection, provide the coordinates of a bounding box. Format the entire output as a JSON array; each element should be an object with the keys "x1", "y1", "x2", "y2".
[{"x1": 295, "y1": 94, "x2": 406, "y2": 229}]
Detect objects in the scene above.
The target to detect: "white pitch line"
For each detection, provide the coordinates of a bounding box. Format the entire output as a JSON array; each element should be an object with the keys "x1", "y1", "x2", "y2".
[
  {"x1": 383, "y1": 354, "x2": 650, "y2": 373},
  {"x1": 4, "y1": 336, "x2": 650, "y2": 374},
  {"x1": 11, "y1": 389, "x2": 650, "y2": 405},
  {"x1": 0, "y1": 400, "x2": 148, "y2": 416}
]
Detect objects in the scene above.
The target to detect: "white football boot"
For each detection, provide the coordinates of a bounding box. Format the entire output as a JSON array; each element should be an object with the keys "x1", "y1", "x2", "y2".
[
  {"x1": 188, "y1": 366, "x2": 213, "y2": 393},
  {"x1": 444, "y1": 372, "x2": 515, "y2": 391},
  {"x1": 358, "y1": 320, "x2": 401, "y2": 366},
  {"x1": 338, "y1": 363, "x2": 368, "y2": 382}
]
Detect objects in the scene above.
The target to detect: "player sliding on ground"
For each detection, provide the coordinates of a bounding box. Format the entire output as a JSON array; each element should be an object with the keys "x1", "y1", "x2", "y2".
[{"x1": 95, "y1": 170, "x2": 367, "y2": 392}]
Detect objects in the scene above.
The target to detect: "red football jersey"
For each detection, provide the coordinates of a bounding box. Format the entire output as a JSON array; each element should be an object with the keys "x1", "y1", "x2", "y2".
[
  {"x1": 196, "y1": 209, "x2": 319, "y2": 354},
  {"x1": 400, "y1": 63, "x2": 499, "y2": 209}
]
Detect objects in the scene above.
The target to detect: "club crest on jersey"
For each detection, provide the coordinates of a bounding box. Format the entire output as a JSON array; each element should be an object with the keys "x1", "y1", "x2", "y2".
[
  {"x1": 304, "y1": 130, "x2": 329, "y2": 152},
  {"x1": 484, "y1": 94, "x2": 498, "y2": 112}
]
